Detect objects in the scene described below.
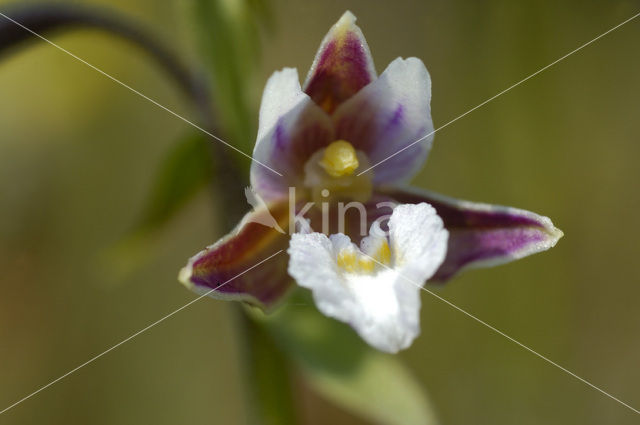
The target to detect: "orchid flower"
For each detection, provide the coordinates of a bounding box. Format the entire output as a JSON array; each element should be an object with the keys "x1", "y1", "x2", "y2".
[{"x1": 179, "y1": 11, "x2": 562, "y2": 352}]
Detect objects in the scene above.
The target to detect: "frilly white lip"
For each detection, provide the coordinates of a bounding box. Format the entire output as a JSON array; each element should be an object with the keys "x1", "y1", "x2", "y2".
[{"x1": 288, "y1": 203, "x2": 448, "y2": 353}]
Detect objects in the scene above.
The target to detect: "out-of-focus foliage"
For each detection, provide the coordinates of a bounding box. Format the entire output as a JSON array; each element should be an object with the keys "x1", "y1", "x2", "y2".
[
  {"x1": 260, "y1": 292, "x2": 439, "y2": 425},
  {"x1": 102, "y1": 133, "x2": 213, "y2": 280},
  {"x1": 238, "y1": 311, "x2": 297, "y2": 425},
  {"x1": 135, "y1": 133, "x2": 213, "y2": 234}
]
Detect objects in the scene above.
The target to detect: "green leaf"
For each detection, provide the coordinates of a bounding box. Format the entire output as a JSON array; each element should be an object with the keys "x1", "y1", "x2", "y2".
[{"x1": 256, "y1": 292, "x2": 440, "y2": 425}]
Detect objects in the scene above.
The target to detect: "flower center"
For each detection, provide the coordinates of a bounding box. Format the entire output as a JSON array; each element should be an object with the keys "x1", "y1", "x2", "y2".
[
  {"x1": 319, "y1": 140, "x2": 359, "y2": 177},
  {"x1": 337, "y1": 239, "x2": 391, "y2": 274},
  {"x1": 303, "y1": 140, "x2": 373, "y2": 204}
]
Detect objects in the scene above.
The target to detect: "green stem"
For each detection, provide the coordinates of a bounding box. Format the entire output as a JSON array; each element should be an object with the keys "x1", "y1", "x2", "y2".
[{"x1": 234, "y1": 306, "x2": 297, "y2": 425}]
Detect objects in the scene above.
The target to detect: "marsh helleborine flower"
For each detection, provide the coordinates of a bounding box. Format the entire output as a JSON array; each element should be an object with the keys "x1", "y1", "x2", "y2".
[{"x1": 179, "y1": 11, "x2": 562, "y2": 353}]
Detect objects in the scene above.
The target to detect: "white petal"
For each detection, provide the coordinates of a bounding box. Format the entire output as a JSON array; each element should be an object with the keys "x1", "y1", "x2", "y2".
[
  {"x1": 332, "y1": 57, "x2": 434, "y2": 184},
  {"x1": 288, "y1": 232, "x2": 353, "y2": 314},
  {"x1": 251, "y1": 68, "x2": 333, "y2": 201},
  {"x1": 287, "y1": 203, "x2": 449, "y2": 353},
  {"x1": 255, "y1": 68, "x2": 305, "y2": 144},
  {"x1": 389, "y1": 203, "x2": 449, "y2": 279}
]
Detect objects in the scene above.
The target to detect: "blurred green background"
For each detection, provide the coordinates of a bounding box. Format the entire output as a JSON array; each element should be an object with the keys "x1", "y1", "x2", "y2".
[{"x1": 1, "y1": 0, "x2": 639, "y2": 424}]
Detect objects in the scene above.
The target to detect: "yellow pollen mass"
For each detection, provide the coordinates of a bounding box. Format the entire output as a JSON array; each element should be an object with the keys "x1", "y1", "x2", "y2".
[
  {"x1": 336, "y1": 242, "x2": 390, "y2": 275},
  {"x1": 319, "y1": 140, "x2": 359, "y2": 177},
  {"x1": 337, "y1": 249, "x2": 375, "y2": 273},
  {"x1": 374, "y1": 241, "x2": 391, "y2": 265}
]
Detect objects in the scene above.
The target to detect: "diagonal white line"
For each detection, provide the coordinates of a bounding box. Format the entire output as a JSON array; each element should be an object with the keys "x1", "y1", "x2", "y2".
[
  {"x1": 0, "y1": 250, "x2": 283, "y2": 416},
  {"x1": 0, "y1": 11, "x2": 283, "y2": 177},
  {"x1": 358, "y1": 10, "x2": 640, "y2": 176},
  {"x1": 362, "y1": 253, "x2": 640, "y2": 415}
]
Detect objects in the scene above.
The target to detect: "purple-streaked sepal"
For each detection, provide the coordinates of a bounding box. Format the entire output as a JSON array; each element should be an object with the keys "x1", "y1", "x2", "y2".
[
  {"x1": 380, "y1": 187, "x2": 563, "y2": 281},
  {"x1": 178, "y1": 202, "x2": 292, "y2": 310},
  {"x1": 303, "y1": 11, "x2": 377, "y2": 114}
]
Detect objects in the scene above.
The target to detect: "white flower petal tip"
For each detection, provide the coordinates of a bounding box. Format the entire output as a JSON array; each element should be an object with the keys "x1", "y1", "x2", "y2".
[
  {"x1": 337, "y1": 10, "x2": 356, "y2": 25},
  {"x1": 287, "y1": 203, "x2": 449, "y2": 353},
  {"x1": 178, "y1": 262, "x2": 194, "y2": 290},
  {"x1": 255, "y1": 67, "x2": 304, "y2": 144}
]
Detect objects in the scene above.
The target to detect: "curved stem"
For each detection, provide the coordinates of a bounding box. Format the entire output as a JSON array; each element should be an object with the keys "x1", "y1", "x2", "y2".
[
  {"x1": 0, "y1": 3, "x2": 207, "y2": 118},
  {"x1": 0, "y1": 2, "x2": 248, "y2": 225}
]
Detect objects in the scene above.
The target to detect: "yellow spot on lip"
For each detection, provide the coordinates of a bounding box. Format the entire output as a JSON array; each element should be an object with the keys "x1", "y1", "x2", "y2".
[
  {"x1": 319, "y1": 140, "x2": 359, "y2": 177},
  {"x1": 337, "y1": 249, "x2": 358, "y2": 272},
  {"x1": 357, "y1": 257, "x2": 375, "y2": 272},
  {"x1": 374, "y1": 241, "x2": 391, "y2": 265},
  {"x1": 336, "y1": 240, "x2": 391, "y2": 275}
]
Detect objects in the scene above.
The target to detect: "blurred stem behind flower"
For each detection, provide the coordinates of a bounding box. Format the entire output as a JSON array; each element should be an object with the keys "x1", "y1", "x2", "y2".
[
  {"x1": 190, "y1": 0, "x2": 272, "y2": 163},
  {"x1": 235, "y1": 307, "x2": 297, "y2": 425},
  {"x1": 0, "y1": 2, "x2": 284, "y2": 423}
]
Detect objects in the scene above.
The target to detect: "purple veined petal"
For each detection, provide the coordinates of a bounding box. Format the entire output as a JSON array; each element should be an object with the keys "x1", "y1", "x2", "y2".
[
  {"x1": 251, "y1": 68, "x2": 334, "y2": 202},
  {"x1": 179, "y1": 201, "x2": 293, "y2": 310},
  {"x1": 333, "y1": 57, "x2": 434, "y2": 185},
  {"x1": 303, "y1": 11, "x2": 377, "y2": 114},
  {"x1": 378, "y1": 186, "x2": 563, "y2": 281}
]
